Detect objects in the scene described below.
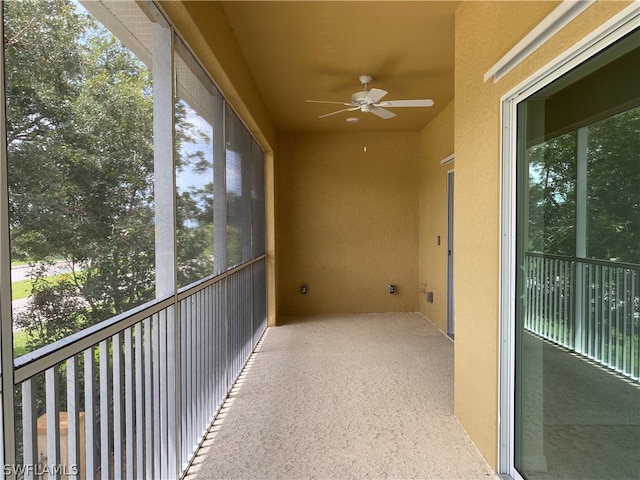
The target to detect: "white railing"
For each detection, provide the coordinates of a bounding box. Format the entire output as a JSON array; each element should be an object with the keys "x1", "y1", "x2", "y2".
[
  {"x1": 524, "y1": 252, "x2": 639, "y2": 381},
  {"x1": 11, "y1": 256, "x2": 266, "y2": 479}
]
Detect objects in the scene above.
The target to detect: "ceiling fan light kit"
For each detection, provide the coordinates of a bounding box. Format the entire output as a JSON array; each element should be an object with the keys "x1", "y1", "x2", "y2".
[{"x1": 306, "y1": 75, "x2": 434, "y2": 120}]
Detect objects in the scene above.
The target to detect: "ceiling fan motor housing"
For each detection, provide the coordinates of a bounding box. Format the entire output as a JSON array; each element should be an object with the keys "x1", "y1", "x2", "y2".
[{"x1": 351, "y1": 91, "x2": 370, "y2": 104}]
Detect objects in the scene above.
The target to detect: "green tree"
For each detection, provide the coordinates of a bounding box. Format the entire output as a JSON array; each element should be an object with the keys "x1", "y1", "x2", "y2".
[
  {"x1": 174, "y1": 100, "x2": 215, "y2": 286},
  {"x1": 5, "y1": 0, "x2": 209, "y2": 351},
  {"x1": 527, "y1": 131, "x2": 577, "y2": 256},
  {"x1": 586, "y1": 107, "x2": 640, "y2": 263},
  {"x1": 526, "y1": 106, "x2": 640, "y2": 264}
]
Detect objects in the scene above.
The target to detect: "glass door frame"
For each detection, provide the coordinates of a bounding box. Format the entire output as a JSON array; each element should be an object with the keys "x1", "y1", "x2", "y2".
[{"x1": 498, "y1": 4, "x2": 640, "y2": 479}]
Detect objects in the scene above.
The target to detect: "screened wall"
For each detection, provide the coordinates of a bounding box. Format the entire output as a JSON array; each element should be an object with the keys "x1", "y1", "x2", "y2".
[{"x1": 0, "y1": 1, "x2": 267, "y2": 478}]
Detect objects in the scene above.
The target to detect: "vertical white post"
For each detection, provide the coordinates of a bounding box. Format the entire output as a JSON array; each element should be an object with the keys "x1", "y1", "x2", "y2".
[
  {"x1": 21, "y1": 380, "x2": 38, "y2": 480},
  {"x1": 0, "y1": 11, "x2": 17, "y2": 477},
  {"x1": 99, "y1": 340, "x2": 112, "y2": 478},
  {"x1": 575, "y1": 127, "x2": 588, "y2": 353},
  {"x1": 153, "y1": 9, "x2": 176, "y2": 300},
  {"x1": 153, "y1": 19, "x2": 179, "y2": 479},
  {"x1": 84, "y1": 349, "x2": 97, "y2": 478},
  {"x1": 124, "y1": 329, "x2": 134, "y2": 477},
  {"x1": 45, "y1": 368, "x2": 61, "y2": 480},
  {"x1": 213, "y1": 97, "x2": 227, "y2": 274},
  {"x1": 112, "y1": 333, "x2": 123, "y2": 479},
  {"x1": 134, "y1": 322, "x2": 145, "y2": 477},
  {"x1": 66, "y1": 357, "x2": 81, "y2": 480}
]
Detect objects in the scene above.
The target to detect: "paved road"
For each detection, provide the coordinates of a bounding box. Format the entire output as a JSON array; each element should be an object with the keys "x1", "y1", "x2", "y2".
[{"x1": 10, "y1": 264, "x2": 31, "y2": 282}]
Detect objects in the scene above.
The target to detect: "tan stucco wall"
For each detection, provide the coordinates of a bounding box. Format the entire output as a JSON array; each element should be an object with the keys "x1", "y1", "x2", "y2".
[
  {"x1": 453, "y1": 0, "x2": 634, "y2": 469},
  {"x1": 418, "y1": 101, "x2": 455, "y2": 332},
  {"x1": 160, "y1": 1, "x2": 278, "y2": 325},
  {"x1": 276, "y1": 132, "x2": 420, "y2": 316}
]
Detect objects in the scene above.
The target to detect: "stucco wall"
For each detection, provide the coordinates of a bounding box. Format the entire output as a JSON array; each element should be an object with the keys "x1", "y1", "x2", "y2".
[
  {"x1": 276, "y1": 132, "x2": 420, "y2": 316},
  {"x1": 418, "y1": 101, "x2": 455, "y2": 333},
  {"x1": 453, "y1": 0, "x2": 634, "y2": 469}
]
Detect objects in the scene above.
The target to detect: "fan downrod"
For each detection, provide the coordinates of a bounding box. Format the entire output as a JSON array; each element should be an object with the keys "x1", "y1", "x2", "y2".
[{"x1": 359, "y1": 74, "x2": 373, "y2": 90}]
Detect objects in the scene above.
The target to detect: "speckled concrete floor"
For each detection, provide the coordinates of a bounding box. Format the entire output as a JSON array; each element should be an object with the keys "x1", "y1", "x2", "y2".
[{"x1": 184, "y1": 313, "x2": 497, "y2": 480}]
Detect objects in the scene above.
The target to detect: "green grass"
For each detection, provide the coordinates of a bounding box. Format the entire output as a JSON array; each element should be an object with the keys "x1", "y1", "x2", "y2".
[
  {"x1": 11, "y1": 274, "x2": 61, "y2": 301},
  {"x1": 13, "y1": 329, "x2": 29, "y2": 357},
  {"x1": 11, "y1": 278, "x2": 34, "y2": 301}
]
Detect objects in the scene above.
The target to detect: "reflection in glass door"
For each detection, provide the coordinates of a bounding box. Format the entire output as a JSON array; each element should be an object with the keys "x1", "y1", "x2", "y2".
[{"x1": 514, "y1": 29, "x2": 640, "y2": 480}]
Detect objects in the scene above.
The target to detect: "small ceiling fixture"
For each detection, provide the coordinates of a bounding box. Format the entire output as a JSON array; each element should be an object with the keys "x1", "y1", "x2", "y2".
[
  {"x1": 346, "y1": 117, "x2": 359, "y2": 123},
  {"x1": 306, "y1": 74, "x2": 434, "y2": 120}
]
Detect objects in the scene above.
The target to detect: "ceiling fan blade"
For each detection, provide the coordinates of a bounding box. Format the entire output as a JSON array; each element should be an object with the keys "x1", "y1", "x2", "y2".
[
  {"x1": 318, "y1": 107, "x2": 359, "y2": 119},
  {"x1": 365, "y1": 88, "x2": 388, "y2": 103},
  {"x1": 370, "y1": 106, "x2": 396, "y2": 119},
  {"x1": 306, "y1": 100, "x2": 353, "y2": 106},
  {"x1": 379, "y1": 99, "x2": 435, "y2": 108}
]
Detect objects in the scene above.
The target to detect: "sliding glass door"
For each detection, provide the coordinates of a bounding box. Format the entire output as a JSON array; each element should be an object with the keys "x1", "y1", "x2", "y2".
[{"x1": 512, "y1": 28, "x2": 640, "y2": 480}]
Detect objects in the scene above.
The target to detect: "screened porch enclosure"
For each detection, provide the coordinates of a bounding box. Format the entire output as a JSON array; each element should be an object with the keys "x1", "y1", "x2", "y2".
[{"x1": 0, "y1": 1, "x2": 268, "y2": 478}]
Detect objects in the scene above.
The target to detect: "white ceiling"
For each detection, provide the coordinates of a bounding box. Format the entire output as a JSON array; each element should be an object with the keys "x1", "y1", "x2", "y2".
[{"x1": 219, "y1": 1, "x2": 460, "y2": 133}]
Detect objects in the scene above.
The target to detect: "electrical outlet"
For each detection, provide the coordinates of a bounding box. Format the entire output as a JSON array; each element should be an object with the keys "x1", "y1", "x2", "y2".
[
  {"x1": 301, "y1": 284, "x2": 308, "y2": 295},
  {"x1": 389, "y1": 284, "x2": 397, "y2": 294}
]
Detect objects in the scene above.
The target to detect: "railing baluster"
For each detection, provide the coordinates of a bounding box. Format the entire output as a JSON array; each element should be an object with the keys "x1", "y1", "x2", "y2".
[
  {"x1": 159, "y1": 309, "x2": 168, "y2": 478},
  {"x1": 189, "y1": 293, "x2": 195, "y2": 449},
  {"x1": 632, "y1": 271, "x2": 639, "y2": 379},
  {"x1": 622, "y1": 268, "x2": 633, "y2": 372},
  {"x1": 84, "y1": 347, "x2": 97, "y2": 478},
  {"x1": 209, "y1": 284, "x2": 215, "y2": 410},
  {"x1": 200, "y1": 288, "x2": 208, "y2": 435},
  {"x1": 145, "y1": 315, "x2": 154, "y2": 478},
  {"x1": 197, "y1": 290, "x2": 204, "y2": 439},
  {"x1": 124, "y1": 328, "x2": 135, "y2": 478},
  {"x1": 21, "y1": 379, "x2": 38, "y2": 480},
  {"x1": 167, "y1": 305, "x2": 178, "y2": 478},
  {"x1": 564, "y1": 261, "x2": 570, "y2": 347},
  {"x1": 187, "y1": 294, "x2": 194, "y2": 448},
  {"x1": 544, "y1": 258, "x2": 550, "y2": 338},
  {"x1": 112, "y1": 332, "x2": 123, "y2": 479},
  {"x1": 534, "y1": 257, "x2": 540, "y2": 332},
  {"x1": 135, "y1": 322, "x2": 145, "y2": 478},
  {"x1": 152, "y1": 312, "x2": 161, "y2": 478},
  {"x1": 615, "y1": 268, "x2": 621, "y2": 370},
  {"x1": 179, "y1": 298, "x2": 188, "y2": 468},
  {"x1": 552, "y1": 259, "x2": 558, "y2": 342},
  {"x1": 588, "y1": 264, "x2": 595, "y2": 357},
  {"x1": 599, "y1": 267, "x2": 609, "y2": 363},
  {"x1": 45, "y1": 367, "x2": 60, "y2": 480},
  {"x1": 99, "y1": 339, "x2": 112, "y2": 480},
  {"x1": 66, "y1": 356, "x2": 80, "y2": 480}
]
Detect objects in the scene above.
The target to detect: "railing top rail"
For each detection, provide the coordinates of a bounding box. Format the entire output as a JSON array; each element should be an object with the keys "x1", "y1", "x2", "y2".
[
  {"x1": 14, "y1": 295, "x2": 174, "y2": 383},
  {"x1": 176, "y1": 254, "x2": 266, "y2": 300},
  {"x1": 525, "y1": 251, "x2": 640, "y2": 272},
  {"x1": 13, "y1": 255, "x2": 266, "y2": 384}
]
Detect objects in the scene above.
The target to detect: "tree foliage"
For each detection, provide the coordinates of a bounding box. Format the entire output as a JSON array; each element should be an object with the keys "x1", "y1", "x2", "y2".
[
  {"x1": 527, "y1": 106, "x2": 640, "y2": 264},
  {"x1": 6, "y1": 0, "x2": 210, "y2": 352}
]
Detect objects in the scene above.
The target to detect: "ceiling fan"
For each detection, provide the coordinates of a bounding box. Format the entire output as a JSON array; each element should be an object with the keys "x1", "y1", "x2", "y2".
[{"x1": 305, "y1": 75, "x2": 434, "y2": 119}]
